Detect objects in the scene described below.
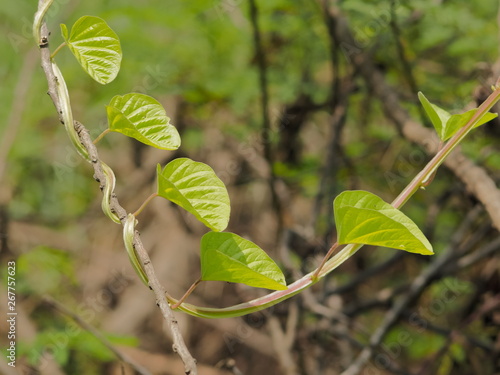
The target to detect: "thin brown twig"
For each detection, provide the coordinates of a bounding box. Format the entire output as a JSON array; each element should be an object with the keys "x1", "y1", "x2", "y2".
[
  {"x1": 327, "y1": 252, "x2": 404, "y2": 296},
  {"x1": 42, "y1": 296, "x2": 153, "y2": 375},
  {"x1": 314, "y1": 1, "x2": 357, "y2": 233},
  {"x1": 388, "y1": 0, "x2": 428, "y2": 126},
  {"x1": 399, "y1": 310, "x2": 494, "y2": 354},
  {"x1": 313, "y1": 87, "x2": 353, "y2": 235},
  {"x1": 266, "y1": 302, "x2": 299, "y2": 375},
  {"x1": 446, "y1": 234, "x2": 500, "y2": 273},
  {"x1": 248, "y1": 0, "x2": 284, "y2": 239}
]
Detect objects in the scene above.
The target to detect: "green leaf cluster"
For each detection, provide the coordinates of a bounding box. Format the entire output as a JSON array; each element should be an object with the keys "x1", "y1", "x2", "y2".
[
  {"x1": 156, "y1": 158, "x2": 287, "y2": 290},
  {"x1": 57, "y1": 14, "x2": 289, "y2": 291},
  {"x1": 418, "y1": 92, "x2": 497, "y2": 141}
]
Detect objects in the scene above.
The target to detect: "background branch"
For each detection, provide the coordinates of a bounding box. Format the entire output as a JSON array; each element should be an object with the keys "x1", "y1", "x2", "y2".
[{"x1": 42, "y1": 296, "x2": 153, "y2": 375}]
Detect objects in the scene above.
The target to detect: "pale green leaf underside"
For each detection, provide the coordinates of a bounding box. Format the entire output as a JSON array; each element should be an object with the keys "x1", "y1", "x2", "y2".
[
  {"x1": 334, "y1": 190, "x2": 433, "y2": 255},
  {"x1": 61, "y1": 16, "x2": 122, "y2": 84},
  {"x1": 418, "y1": 92, "x2": 497, "y2": 141},
  {"x1": 157, "y1": 158, "x2": 230, "y2": 231},
  {"x1": 200, "y1": 232, "x2": 287, "y2": 290},
  {"x1": 107, "y1": 93, "x2": 181, "y2": 150}
]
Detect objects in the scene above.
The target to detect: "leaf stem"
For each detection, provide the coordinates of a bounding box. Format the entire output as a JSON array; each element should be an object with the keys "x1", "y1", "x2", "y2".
[
  {"x1": 133, "y1": 192, "x2": 158, "y2": 217},
  {"x1": 312, "y1": 241, "x2": 340, "y2": 280},
  {"x1": 93, "y1": 128, "x2": 111, "y2": 144},
  {"x1": 171, "y1": 278, "x2": 202, "y2": 310},
  {"x1": 50, "y1": 42, "x2": 66, "y2": 59}
]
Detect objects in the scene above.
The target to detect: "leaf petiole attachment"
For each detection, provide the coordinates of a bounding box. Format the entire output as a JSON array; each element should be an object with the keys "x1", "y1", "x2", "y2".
[
  {"x1": 50, "y1": 41, "x2": 66, "y2": 59},
  {"x1": 171, "y1": 277, "x2": 202, "y2": 310},
  {"x1": 133, "y1": 192, "x2": 159, "y2": 217},
  {"x1": 312, "y1": 242, "x2": 340, "y2": 280},
  {"x1": 93, "y1": 129, "x2": 111, "y2": 145}
]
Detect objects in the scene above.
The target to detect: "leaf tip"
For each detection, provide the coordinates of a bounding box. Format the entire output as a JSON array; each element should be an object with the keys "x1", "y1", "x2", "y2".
[{"x1": 60, "y1": 23, "x2": 68, "y2": 39}]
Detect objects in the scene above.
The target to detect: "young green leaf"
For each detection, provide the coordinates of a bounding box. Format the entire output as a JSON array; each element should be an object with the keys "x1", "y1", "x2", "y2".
[
  {"x1": 106, "y1": 93, "x2": 181, "y2": 150},
  {"x1": 418, "y1": 91, "x2": 452, "y2": 139},
  {"x1": 61, "y1": 16, "x2": 122, "y2": 84},
  {"x1": 334, "y1": 190, "x2": 433, "y2": 255},
  {"x1": 157, "y1": 158, "x2": 230, "y2": 231},
  {"x1": 200, "y1": 232, "x2": 287, "y2": 290},
  {"x1": 442, "y1": 109, "x2": 497, "y2": 141},
  {"x1": 418, "y1": 92, "x2": 497, "y2": 141}
]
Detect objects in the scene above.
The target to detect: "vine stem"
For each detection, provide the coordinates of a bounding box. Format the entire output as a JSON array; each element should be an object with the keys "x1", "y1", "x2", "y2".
[
  {"x1": 133, "y1": 192, "x2": 158, "y2": 217},
  {"x1": 168, "y1": 85, "x2": 500, "y2": 318}
]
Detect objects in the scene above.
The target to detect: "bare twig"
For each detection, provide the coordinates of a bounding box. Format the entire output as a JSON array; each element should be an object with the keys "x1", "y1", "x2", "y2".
[
  {"x1": 43, "y1": 296, "x2": 153, "y2": 375},
  {"x1": 314, "y1": 1, "x2": 357, "y2": 233},
  {"x1": 389, "y1": 0, "x2": 418, "y2": 93},
  {"x1": 248, "y1": 0, "x2": 284, "y2": 238},
  {"x1": 313, "y1": 86, "x2": 353, "y2": 235},
  {"x1": 266, "y1": 302, "x2": 299, "y2": 375},
  {"x1": 327, "y1": 252, "x2": 404, "y2": 296},
  {"x1": 34, "y1": 1, "x2": 198, "y2": 373},
  {"x1": 340, "y1": 206, "x2": 483, "y2": 375},
  {"x1": 399, "y1": 310, "x2": 494, "y2": 354},
  {"x1": 449, "y1": 235, "x2": 500, "y2": 272}
]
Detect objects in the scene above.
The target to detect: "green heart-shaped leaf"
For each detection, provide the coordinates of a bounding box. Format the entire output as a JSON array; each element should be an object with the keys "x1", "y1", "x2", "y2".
[
  {"x1": 200, "y1": 232, "x2": 287, "y2": 290},
  {"x1": 106, "y1": 93, "x2": 181, "y2": 150},
  {"x1": 334, "y1": 190, "x2": 433, "y2": 255},
  {"x1": 157, "y1": 158, "x2": 230, "y2": 231},
  {"x1": 61, "y1": 16, "x2": 122, "y2": 84}
]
